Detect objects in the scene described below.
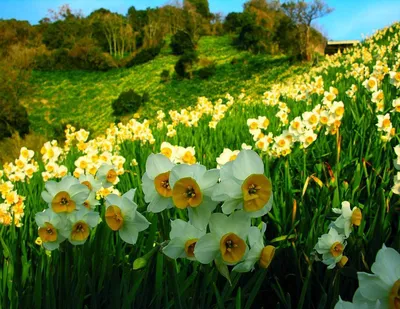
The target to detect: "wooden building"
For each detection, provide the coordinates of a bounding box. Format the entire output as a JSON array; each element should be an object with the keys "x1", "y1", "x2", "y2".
[{"x1": 325, "y1": 40, "x2": 360, "y2": 55}]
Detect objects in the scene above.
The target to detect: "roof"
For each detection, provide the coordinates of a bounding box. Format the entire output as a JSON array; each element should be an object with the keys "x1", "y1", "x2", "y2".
[{"x1": 327, "y1": 40, "x2": 360, "y2": 45}]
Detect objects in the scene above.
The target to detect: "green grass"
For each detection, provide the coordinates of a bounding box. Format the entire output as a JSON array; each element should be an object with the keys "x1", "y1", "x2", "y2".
[
  {"x1": 25, "y1": 36, "x2": 307, "y2": 136},
  {"x1": 1, "y1": 24, "x2": 400, "y2": 308}
]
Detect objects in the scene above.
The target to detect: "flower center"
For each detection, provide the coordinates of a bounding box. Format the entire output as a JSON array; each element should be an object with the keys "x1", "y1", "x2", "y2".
[
  {"x1": 383, "y1": 119, "x2": 391, "y2": 128},
  {"x1": 161, "y1": 148, "x2": 172, "y2": 158},
  {"x1": 389, "y1": 280, "x2": 400, "y2": 309},
  {"x1": 184, "y1": 239, "x2": 198, "y2": 258},
  {"x1": 106, "y1": 169, "x2": 117, "y2": 183},
  {"x1": 71, "y1": 220, "x2": 90, "y2": 241},
  {"x1": 51, "y1": 191, "x2": 76, "y2": 213},
  {"x1": 330, "y1": 241, "x2": 344, "y2": 258},
  {"x1": 219, "y1": 233, "x2": 246, "y2": 264},
  {"x1": 351, "y1": 208, "x2": 362, "y2": 226},
  {"x1": 81, "y1": 181, "x2": 92, "y2": 191},
  {"x1": 241, "y1": 174, "x2": 272, "y2": 212},
  {"x1": 38, "y1": 222, "x2": 58, "y2": 242},
  {"x1": 154, "y1": 171, "x2": 172, "y2": 198},
  {"x1": 172, "y1": 177, "x2": 203, "y2": 209},
  {"x1": 105, "y1": 205, "x2": 124, "y2": 231},
  {"x1": 259, "y1": 245, "x2": 275, "y2": 269}
]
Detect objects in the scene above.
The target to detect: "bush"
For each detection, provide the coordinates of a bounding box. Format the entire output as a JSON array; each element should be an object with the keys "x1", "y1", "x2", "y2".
[
  {"x1": 174, "y1": 51, "x2": 198, "y2": 79},
  {"x1": 0, "y1": 98, "x2": 30, "y2": 140},
  {"x1": 234, "y1": 23, "x2": 271, "y2": 54},
  {"x1": 197, "y1": 64, "x2": 216, "y2": 79},
  {"x1": 170, "y1": 30, "x2": 195, "y2": 55},
  {"x1": 111, "y1": 89, "x2": 148, "y2": 117},
  {"x1": 160, "y1": 69, "x2": 170, "y2": 83},
  {"x1": 126, "y1": 45, "x2": 163, "y2": 68}
]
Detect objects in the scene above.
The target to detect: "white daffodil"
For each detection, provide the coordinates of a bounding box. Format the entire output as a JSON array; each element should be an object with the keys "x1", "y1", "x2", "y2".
[
  {"x1": 79, "y1": 173, "x2": 102, "y2": 192},
  {"x1": 60, "y1": 208, "x2": 100, "y2": 245},
  {"x1": 314, "y1": 228, "x2": 347, "y2": 269},
  {"x1": 105, "y1": 189, "x2": 150, "y2": 245},
  {"x1": 352, "y1": 245, "x2": 400, "y2": 308},
  {"x1": 233, "y1": 223, "x2": 275, "y2": 272},
  {"x1": 212, "y1": 150, "x2": 273, "y2": 218},
  {"x1": 394, "y1": 145, "x2": 400, "y2": 170},
  {"x1": 332, "y1": 201, "x2": 362, "y2": 238},
  {"x1": 334, "y1": 297, "x2": 380, "y2": 309},
  {"x1": 83, "y1": 191, "x2": 100, "y2": 210},
  {"x1": 216, "y1": 148, "x2": 239, "y2": 168},
  {"x1": 35, "y1": 208, "x2": 67, "y2": 250},
  {"x1": 142, "y1": 154, "x2": 175, "y2": 213},
  {"x1": 194, "y1": 211, "x2": 251, "y2": 265},
  {"x1": 162, "y1": 219, "x2": 206, "y2": 261},
  {"x1": 96, "y1": 164, "x2": 119, "y2": 188},
  {"x1": 169, "y1": 163, "x2": 219, "y2": 230},
  {"x1": 41, "y1": 175, "x2": 90, "y2": 214}
]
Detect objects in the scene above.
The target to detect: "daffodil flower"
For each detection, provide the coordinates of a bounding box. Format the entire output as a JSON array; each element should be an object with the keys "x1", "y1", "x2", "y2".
[
  {"x1": 332, "y1": 201, "x2": 362, "y2": 238},
  {"x1": 194, "y1": 211, "x2": 251, "y2": 265},
  {"x1": 105, "y1": 189, "x2": 150, "y2": 245},
  {"x1": 35, "y1": 208, "x2": 66, "y2": 250},
  {"x1": 169, "y1": 163, "x2": 219, "y2": 229},
  {"x1": 314, "y1": 228, "x2": 347, "y2": 269},
  {"x1": 60, "y1": 208, "x2": 100, "y2": 245},
  {"x1": 233, "y1": 223, "x2": 275, "y2": 272},
  {"x1": 142, "y1": 154, "x2": 175, "y2": 213},
  {"x1": 97, "y1": 164, "x2": 119, "y2": 188},
  {"x1": 41, "y1": 176, "x2": 90, "y2": 213},
  {"x1": 335, "y1": 245, "x2": 400, "y2": 308},
  {"x1": 212, "y1": 150, "x2": 273, "y2": 218},
  {"x1": 79, "y1": 173, "x2": 102, "y2": 192},
  {"x1": 162, "y1": 219, "x2": 205, "y2": 260}
]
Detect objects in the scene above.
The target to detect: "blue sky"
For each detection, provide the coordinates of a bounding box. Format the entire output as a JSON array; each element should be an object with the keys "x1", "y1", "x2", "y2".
[{"x1": 0, "y1": 0, "x2": 399, "y2": 40}]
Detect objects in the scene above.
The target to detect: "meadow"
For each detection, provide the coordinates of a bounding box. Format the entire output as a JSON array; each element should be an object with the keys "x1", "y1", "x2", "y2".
[{"x1": 0, "y1": 22, "x2": 399, "y2": 309}]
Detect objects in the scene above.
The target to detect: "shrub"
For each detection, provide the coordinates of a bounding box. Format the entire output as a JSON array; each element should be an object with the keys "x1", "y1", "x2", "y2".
[
  {"x1": 126, "y1": 45, "x2": 163, "y2": 68},
  {"x1": 111, "y1": 89, "x2": 147, "y2": 116},
  {"x1": 234, "y1": 23, "x2": 271, "y2": 54},
  {"x1": 174, "y1": 51, "x2": 198, "y2": 79},
  {"x1": 197, "y1": 63, "x2": 216, "y2": 79},
  {"x1": 170, "y1": 30, "x2": 195, "y2": 55},
  {"x1": 160, "y1": 69, "x2": 170, "y2": 83},
  {"x1": 0, "y1": 98, "x2": 30, "y2": 140}
]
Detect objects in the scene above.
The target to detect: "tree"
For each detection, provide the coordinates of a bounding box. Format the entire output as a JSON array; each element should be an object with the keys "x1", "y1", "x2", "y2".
[
  {"x1": 282, "y1": 0, "x2": 333, "y2": 60},
  {"x1": 184, "y1": 0, "x2": 212, "y2": 19}
]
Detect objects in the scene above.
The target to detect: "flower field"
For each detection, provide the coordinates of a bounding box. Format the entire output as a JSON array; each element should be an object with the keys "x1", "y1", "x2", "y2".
[{"x1": 1, "y1": 22, "x2": 400, "y2": 308}]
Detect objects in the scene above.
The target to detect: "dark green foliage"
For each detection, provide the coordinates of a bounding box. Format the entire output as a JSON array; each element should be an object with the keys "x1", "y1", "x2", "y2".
[
  {"x1": 223, "y1": 12, "x2": 255, "y2": 33},
  {"x1": 126, "y1": 45, "x2": 163, "y2": 68},
  {"x1": 160, "y1": 69, "x2": 170, "y2": 83},
  {"x1": 111, "y1": 89, "x2": 147, "y2": 116},
  {"x1": 170, "y1": 30, "x2": 195, "y2": 55},
  {"x1": 184, "y1": 0, "x2": 212, "y2": 19},
  {"x1": 174, "y1": 51, "x2": 198, "y2": 79},
  {"x1": 0, "y1": 98, "x2": 30, "y2": 140},
  {"x1": 234, "y1": 23, "x2": 271, "y2": 54},
  {"x1": 274, "y1": 15, "x2": 301, "y2": 57},
  {"x1": 197, "y1": 63, "x2": 216, "y2": 79}
]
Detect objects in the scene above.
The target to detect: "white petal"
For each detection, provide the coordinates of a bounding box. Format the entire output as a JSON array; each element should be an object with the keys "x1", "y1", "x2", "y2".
[
  {"x1": 123, "y1": 189, "x2": 136, "y2": 202},
  {"x1": 371, "y1": 245, "x2": 400, "y2": 286},
  {"x1": 147, "y1": 195, "x2": 171, "y2": 213},
  {"x1": 198, "y1": 169, "x2": 220, "y2": 192},
  {"x1": 162, "y1": 238, "x2": 186, "y2": 259},
  {"x1": 45, "y1": 181, "x2": 59, "y2": 196},
  {"x1": 357, "y1": 272, "x2": 390, "y2": 301},
  {"x1": 194, "y1": 233, "x2": 220, "y2": 264},
  {"x1": 212, "y1": 179, "x2": 242, "y2": 201},
  {"x1": 132, "y1": 211, "x2": 150, "y2": 232},
  {"x1": 229, "y1": 210, "x2": 252, "y2": 239},
  {"x1": 248, "y1": 226, "x2": 263, "y2": 247},
  {"x1": 146, "y1": 153, "x2": 174, "y2": 179},
  {"x1": 232, "y1": 150, "x2": 264, "y2": 181},
  {"x1": 170, "y1": 219, "x2": 189, "y2": 239},
  {"x1": 188, "y1": 204, "x2": 213, "y2": 231},
  {"x1": 119, "y1": 224, "x2": 139, "y2": 245},
  {"x1": 142, "y1": 173, "x2": 157, "y2": 203},
  {"x1": 170, "y1": 164, "x2": 206, "y2": 188},
  {"x1": 41, "y1": 191, "x2": 53, "y2": 204},
  {"x1": 221, "y1": 199, "x2": 242, "y2": 215}
]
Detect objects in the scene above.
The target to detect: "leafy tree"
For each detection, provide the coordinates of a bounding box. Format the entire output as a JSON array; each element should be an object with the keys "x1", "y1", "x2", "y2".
[
  {"x1": 282, "y1": 0, "x2": 333, "y2": 60},
  {"x1": 170, "y1": 30, "x2": 195, "y2": 55},
  {"x1": 184, "y1": 0, "x2": 212, "y2": 19},
  {"x1": 111, "y1": 89, "x2": 148, "y2": 116}
]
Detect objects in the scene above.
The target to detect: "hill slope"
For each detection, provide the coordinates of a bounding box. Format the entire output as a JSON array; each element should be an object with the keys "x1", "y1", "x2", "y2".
[{"x1": 24, "y1": 36, "x2": 307, "y2": 135}]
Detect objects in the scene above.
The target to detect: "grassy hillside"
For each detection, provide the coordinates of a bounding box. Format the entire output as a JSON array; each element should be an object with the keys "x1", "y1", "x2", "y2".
[{"x1": 24, "y1": 36, "x2": 307, "y2": 135}]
